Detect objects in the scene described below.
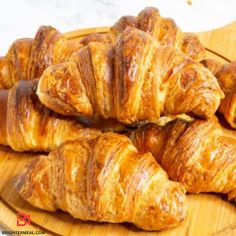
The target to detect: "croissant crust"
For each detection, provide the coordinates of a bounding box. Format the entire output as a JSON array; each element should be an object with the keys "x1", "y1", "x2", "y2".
[
  {"x1": 130, "y1": 118, "x2": 236, "y2": 200},
  {"x1": 15, "y1": 132, "x2": 187, "y2": 231}
]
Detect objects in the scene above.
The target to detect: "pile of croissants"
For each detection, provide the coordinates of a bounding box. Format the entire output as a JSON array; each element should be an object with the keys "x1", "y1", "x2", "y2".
[{"x1": 0, "y1": 7, "x2": 235, "y2": 231}]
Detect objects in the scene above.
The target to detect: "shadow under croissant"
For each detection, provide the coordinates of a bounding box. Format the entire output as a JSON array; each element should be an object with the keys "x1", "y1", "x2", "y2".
[{"x1": 216, "y1": 112, "x2": 235, "y2": 131}]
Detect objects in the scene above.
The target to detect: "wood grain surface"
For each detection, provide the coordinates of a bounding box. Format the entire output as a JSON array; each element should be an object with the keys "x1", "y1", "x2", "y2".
[{"x1": 0, "y1": 22, "x2": 236, "y2": 236}]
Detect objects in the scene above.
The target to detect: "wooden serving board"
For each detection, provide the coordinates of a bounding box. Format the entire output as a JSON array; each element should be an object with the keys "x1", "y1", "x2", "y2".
[{"x1": 0, "y1": 22, "x2": 236, "y2": 236}]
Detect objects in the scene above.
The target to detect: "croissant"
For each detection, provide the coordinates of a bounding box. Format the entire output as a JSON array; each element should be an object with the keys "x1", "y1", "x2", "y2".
[
  {"x1": 201, "y1": 59, "x2": 236, "y2": 129},
  {"x1": 37, "y1": 27, "x2": 223, "y2": 124},
  {"x1": 216, "y1": 61, "x2": 236, "y2": 129},
  {"x1": 82, "y1": 7, "x2": 206, "y2": 61},
  {"x1": 129, "y1": 118, "x2": 236, "y2": 200},
  {"x1": 15, "y1": 132, "x2": 187, "y2": 231},
  {"x1": 0, "y1": 79, "x2": 101, "y2": 152},
  {"x1": 201, "y1": 58, "x2": 223, "y2": 76},
  {"x1": 0, "y1": 26, "x2": 82, "y2": 89}
]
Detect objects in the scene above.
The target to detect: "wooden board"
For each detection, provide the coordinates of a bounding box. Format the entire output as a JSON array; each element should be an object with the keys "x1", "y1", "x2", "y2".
[{"x1": 0, "y1": 22, "x2": 236, "y2": 236}]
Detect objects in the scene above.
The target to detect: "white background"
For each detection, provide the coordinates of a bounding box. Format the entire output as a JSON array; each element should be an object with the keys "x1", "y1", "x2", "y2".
[
  {"x1": 0, "y1": 0, "x2": 235, "y2": 234},
  {"x1": 0, "y1": 0, "x2": 235, "y2": 55}
]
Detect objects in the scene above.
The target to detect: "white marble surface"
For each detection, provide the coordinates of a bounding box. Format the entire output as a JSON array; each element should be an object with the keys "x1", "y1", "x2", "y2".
[
  {"x1": 0, "y1": 0, "x2": 235, "y2": 234},
  {"x1": 0, "y1": 0, "x2": 235, "y2": 55}
]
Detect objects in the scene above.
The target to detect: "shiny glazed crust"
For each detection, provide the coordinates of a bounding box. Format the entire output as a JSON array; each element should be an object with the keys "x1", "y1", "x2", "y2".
[
  {"x1": 37, "y1": 27, "x2": 223, "y2": 124},
  {"x1": 0, "y1": 26, "x2": 82, "y2": 89},
  {"x1": 15, "y1": 132, "x2": 187, "y2": 231},
  {"x1": 216, "y1": 61, "x2": 236, "y2": 129},
  {"x1": 130, "y1": 118, "x2": 236, "y2": 200},
  {"x1": 0, "y1": 79, "x2": 101, "y2": 151},
  {"x1": 82, "y1": 7, "x2": 206, "y2": 62}
]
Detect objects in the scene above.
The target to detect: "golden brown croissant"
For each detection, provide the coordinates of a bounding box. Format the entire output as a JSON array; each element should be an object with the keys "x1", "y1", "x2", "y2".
[
  {"x1": 37, "y1": 27, "x2": 223, "y2": 124},
  {"x1": 0, "y1": 26, "x2": 82, "y2": 89},
  {"x1": 180, "y1": 33, "x2": 206, "y2": 62},
  {"x1": 216, "y1": 61, "x2": 236, "y2": 129},
  {"x1": 201, "y1": 58, "x2": 223, "y2": 76},
  {"x1": 82, "y1": 7, "x2": 206, "y2": 61},
  {"x1": 201, "y1": 59, "x2": 236, "y2": 128},
  {"x1": 15, "y1": 132, "x2": 187, "y2": 231},
  {"x1": 130, "y1": 118, "x2": 236, "y2": 200},
  {"x1": 0, "y1": 79, "x2": 101, "y2": 152}
]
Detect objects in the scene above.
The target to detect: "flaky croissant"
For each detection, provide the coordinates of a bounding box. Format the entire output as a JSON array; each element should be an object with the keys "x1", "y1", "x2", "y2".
[
  {"x1": 202, "y1": 59, "x2": 236, "y2": 129},
  {"x1": 37, "y1": 27, "x2": 223, "y2": 124},
  {"x1": 81, "y1": 7, "x2": 206, "y2": 61},
  {"x1": 0, "y1": 26, "x2": 82, "y2": 89},
  {"x1": 201, "y1": 59, "x2": 223, "y2": 76},
  {"x1": 216, "y1": 61, "x2": 236, "y2": 129},
  {"x1": 130, "y1": 118, "x2": 236, "y2": 200},
  {"x1": 15, "y1": 132, "x2": 187, "y2": 231},
  {"x1": 0, "y1": 79, "x2": 100, "y2": 152}
]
